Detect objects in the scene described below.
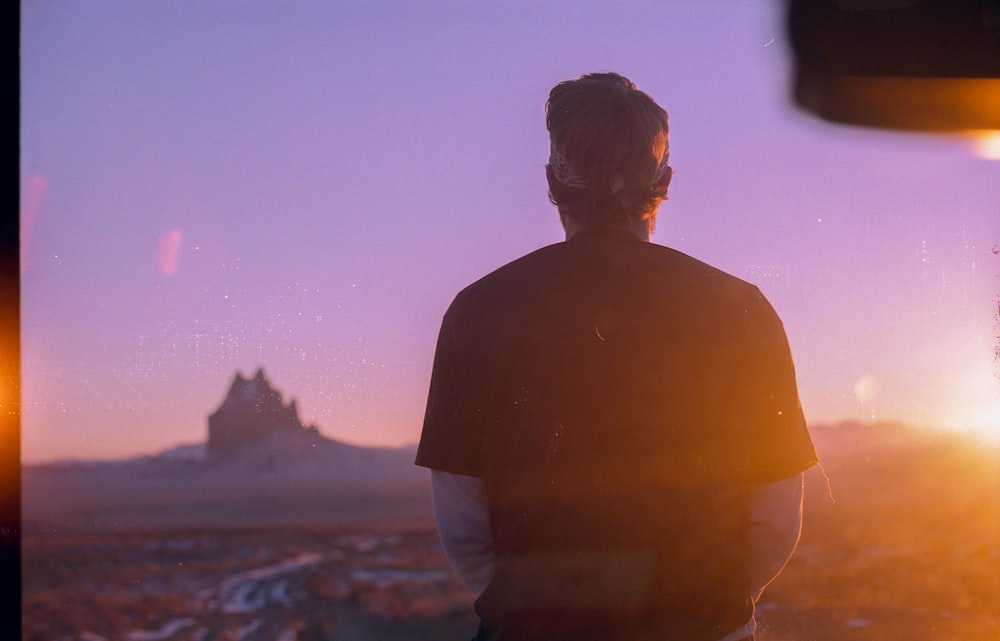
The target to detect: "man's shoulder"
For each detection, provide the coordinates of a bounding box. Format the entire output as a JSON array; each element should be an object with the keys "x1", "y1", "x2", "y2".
[
  {"x1": 450, "y1": 241, "x2": 569, "y2": 303},
  {"x1": 634, "y1": 240, "x2": 767, "y2": 309},
  {"x1": 447, "y1": 237, "x2": 767, "y2": 317},
  {"x1": 649, "y1": 242, "x2": 754, "y2": 284}
]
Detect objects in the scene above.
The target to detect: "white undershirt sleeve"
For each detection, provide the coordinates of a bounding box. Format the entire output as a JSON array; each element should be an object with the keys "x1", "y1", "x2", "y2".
[
  {"x1": 746, "y1": 472, "x2": 805, "y2": 602},
  {"x1": 430, "y1": 469, "x2": 495, "y2": 597}
]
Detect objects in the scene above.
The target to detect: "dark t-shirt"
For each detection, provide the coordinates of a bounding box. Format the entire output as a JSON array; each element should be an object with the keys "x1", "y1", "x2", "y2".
[{"x1": 416, "y1": 226, "x2": 817, "y2": 640}]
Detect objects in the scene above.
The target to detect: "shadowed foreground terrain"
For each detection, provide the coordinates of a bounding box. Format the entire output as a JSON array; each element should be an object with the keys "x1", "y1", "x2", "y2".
[
  {"x1": 758, "y1": 424, "x2": 999, "y2": 641},
  {"x1": 22, "y1": 422, "x2": 1000, "y2": 641}
]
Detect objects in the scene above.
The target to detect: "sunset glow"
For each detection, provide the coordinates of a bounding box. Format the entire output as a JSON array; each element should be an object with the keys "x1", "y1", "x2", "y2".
[
  {"x1": 969, "y1": 130, "x2": 1000, "y2": 161},
  {"x1": 952, "y1": 404, "x2": 1000, "y2": 443},
  {"x1": 19, "y1": 1, "x2": 1000, "y2": 462},
  {"x1": 940, "y1": 360, "x2": 1000, "y2": 444},
  {"x1": 947, "y1": 403, "x2": 1000, "y2": 444}
]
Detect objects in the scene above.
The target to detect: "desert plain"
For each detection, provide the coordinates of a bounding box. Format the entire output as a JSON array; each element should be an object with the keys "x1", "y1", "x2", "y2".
[{"x1": 21, "y1": 421, "x2": 1000, "y2": 641}]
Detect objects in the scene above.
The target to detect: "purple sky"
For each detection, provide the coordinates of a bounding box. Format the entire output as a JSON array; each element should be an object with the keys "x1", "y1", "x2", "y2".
[{"x1": 20, "y1": 1, "x2": 1000, "y2": 462}]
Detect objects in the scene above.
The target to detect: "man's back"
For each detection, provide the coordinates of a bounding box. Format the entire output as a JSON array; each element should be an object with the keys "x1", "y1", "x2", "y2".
[
  {"x1": 417, "y1": 72, "x2": 815, "y2": 641},
  {"x1": 417, "y1": 226, "x2": 815, "y2": 640}
]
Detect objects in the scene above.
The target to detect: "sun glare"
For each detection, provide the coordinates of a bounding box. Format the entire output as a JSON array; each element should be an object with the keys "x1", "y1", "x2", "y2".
[
  {"x1": 968, "y1": 130, "x2": 1000, "y2": 161},
  {"x1": 941, "y1": 361, "x2": 1000, "y2": 444},
  {"x1": 950, "y1": 404, "x2": 1000, "y2": 443}
]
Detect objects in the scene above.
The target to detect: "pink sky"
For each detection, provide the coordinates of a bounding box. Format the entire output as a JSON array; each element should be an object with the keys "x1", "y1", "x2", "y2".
[{"x1": 20, "y1": 1, "x2": 999, "y2": 462}]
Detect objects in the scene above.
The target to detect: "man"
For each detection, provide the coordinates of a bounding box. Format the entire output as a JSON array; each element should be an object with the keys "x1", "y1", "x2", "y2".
[{"x1": 416, "y1": 72, "x2": 817, "y2": 641}]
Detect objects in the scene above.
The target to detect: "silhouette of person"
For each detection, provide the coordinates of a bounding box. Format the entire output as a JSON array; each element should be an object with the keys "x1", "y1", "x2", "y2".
[{"x1": 416, "y1": 72, "x2": 817, "y2": 641}]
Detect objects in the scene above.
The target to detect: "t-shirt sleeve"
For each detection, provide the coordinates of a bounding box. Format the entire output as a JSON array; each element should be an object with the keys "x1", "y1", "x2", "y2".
[
  {"x1": 740, "y1": 289, "x2": 818, "y2": 486},
  {"x1": 415, "y1": 302, "x2": 486, "y2": 476}
]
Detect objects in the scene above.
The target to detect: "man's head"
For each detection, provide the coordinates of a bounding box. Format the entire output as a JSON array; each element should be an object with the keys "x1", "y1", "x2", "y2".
[{"x1": 545, "y1": 72, "x2": 671, "y2": 237}]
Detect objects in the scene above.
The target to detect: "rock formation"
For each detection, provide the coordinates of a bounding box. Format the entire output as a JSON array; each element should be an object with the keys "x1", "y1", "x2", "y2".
[{"x1": 207, "y1": 368, "x2": 319, "y2": 460}]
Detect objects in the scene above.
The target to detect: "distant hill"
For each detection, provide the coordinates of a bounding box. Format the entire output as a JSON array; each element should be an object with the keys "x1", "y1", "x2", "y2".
[
  {"x1": 22, "y1": 368, "x2": 429, "y2": 532},
  {"x1": 207, "y1": 368, "x2": 323, "y2": 461},
  {"x1": 24, "y1": 371, "x2": 991, "y2": 534},
  {"x1": 22, "y1": 435, "x2": 427, "y2": 532},
  {"x1": 806, "y1": 418, "x2": 998, "y2": 460}
]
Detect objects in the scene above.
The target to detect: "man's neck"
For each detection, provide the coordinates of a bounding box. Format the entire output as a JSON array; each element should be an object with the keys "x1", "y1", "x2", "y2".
[{"x1": 562, "y1": 217, "x2": 652, "y2": 242}]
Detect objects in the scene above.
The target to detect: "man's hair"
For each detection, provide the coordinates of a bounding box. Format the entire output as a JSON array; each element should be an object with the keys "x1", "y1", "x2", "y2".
[{"x1": 545, "y1": 72, "x2": 670, "y2": 226}]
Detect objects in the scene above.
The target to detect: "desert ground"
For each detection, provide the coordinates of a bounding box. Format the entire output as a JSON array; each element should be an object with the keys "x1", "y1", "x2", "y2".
[{"x1": 22, "y1": 422, "x2": 1000, "y2": 641}]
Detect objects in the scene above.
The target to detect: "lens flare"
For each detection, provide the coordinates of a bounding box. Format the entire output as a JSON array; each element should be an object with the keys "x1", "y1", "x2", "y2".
[
  {"x1": 853, "y1": 374, "x2": 878, "y2": 404},
  {"x1": 941, "y1": 361, "x2": 1000, "y2": 444},
  {"x1": 155, "y1": 229, "x2": 184, "y2": 276},
  {"x1": 969, "y1": 130, "x2": 1000, "y2": 161}
]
